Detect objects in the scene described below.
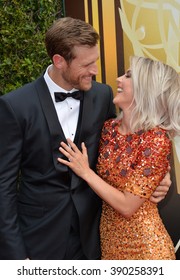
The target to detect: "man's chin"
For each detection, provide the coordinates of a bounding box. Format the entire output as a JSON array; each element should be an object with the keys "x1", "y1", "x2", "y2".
[{"x1": 80, "y1": 82, "x2": 93, "y2": 92}]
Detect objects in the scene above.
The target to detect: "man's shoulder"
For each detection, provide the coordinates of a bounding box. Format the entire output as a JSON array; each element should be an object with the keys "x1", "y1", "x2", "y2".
[
  {"x1": 92, "y1": 80, "x2": 111, "y2": 89},
  {"x1": 90, "y1": 80, "x2": 113, "y2": 96}
]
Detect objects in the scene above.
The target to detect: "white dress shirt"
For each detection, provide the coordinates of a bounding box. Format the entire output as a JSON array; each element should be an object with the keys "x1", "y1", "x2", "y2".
[{"x1": 44, "y1": 65, "x2": 80, "y2": 141}]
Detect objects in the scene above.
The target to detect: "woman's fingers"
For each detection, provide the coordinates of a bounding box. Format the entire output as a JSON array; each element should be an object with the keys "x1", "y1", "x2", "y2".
[
  {"x1": 59, "y1": 140, "x2": 80, "y2": 162},
  {"x1": 60, "y1": 139, "x2": 79, "y2": 155},
  {"x1": 81, "y1": 142, "x2": 88, "y2": 157},
  {"x1": 60, "y1": 142, "x2": 73, "y2": 153},
  {"x1": 57, "y1": 157, "x2": 70, "y2": 165},
  {"x1": 59, "y1": 145, "x2": 71, "y2": 158},
  {"x1": 59, "y1": 139, "x2": 88, "y2": 165},
  {"x1": 57, "y1": 140, "x2": 90, "y2": 181},
  {"x1": 66, "y1": 138, "x2": 80, "y2": 153}
]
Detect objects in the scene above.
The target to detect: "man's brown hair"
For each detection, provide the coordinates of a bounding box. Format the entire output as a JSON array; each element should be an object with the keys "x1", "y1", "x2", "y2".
[{"x1": 45, "y1": 17, "x2": 99, "y2": 63}]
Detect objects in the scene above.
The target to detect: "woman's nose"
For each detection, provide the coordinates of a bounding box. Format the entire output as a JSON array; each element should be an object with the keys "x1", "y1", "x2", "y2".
[{"x1": 116, "y1": 75, "x2": 123, "y2": 83}]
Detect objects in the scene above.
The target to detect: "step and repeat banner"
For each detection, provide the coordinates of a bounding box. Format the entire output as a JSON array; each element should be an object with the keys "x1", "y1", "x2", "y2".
[{"x1": 64, "y1": 0, "x2": 180, "y2": 259}]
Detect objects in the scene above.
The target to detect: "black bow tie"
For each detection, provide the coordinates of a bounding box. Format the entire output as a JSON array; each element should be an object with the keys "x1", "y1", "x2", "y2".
[{"x1": 54, "y1": 91, "x2": 83, "y2": 102}]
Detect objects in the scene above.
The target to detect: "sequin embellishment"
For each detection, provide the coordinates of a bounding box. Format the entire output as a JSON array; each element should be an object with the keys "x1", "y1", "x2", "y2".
[{"x1": 97, "y1": 119, "x2": 175, "y2": 260}]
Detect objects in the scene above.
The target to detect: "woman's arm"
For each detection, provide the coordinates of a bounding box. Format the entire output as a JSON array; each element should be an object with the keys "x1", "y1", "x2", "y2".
[{"x1": 58, "y1": 139, "x2": 146, "y2": 218}]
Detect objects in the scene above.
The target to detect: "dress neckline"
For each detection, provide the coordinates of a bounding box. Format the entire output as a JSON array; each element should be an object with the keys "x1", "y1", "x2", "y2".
[{"x1": 113, "y1": 119, "x2": 144, "y2": 137}]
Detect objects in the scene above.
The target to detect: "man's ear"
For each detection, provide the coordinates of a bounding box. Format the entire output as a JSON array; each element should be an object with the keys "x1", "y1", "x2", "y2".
[{"x1": 52, "y1": 54, "x2": 66, "y2": 69}]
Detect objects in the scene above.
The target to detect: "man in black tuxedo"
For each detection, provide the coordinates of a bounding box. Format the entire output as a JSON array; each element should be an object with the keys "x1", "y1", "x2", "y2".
[{"x1": 0, "y1": 17, "x2": 170, "y2": 260}]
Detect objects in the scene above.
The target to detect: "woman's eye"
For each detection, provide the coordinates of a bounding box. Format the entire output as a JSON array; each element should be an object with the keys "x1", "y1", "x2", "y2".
[{"x1": 125, "y1": 70, "x2": 131, "y2": 78}]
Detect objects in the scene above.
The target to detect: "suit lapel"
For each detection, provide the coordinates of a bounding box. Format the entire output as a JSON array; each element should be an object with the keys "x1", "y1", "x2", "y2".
[
  {"x1": 73, "y1": 97, "x2": 83, "y2": 145},
  {"x1": 34, "y1": 76, "x2": 68, "y2": 172},
  {"x1": 75, "y1": 89, "x2": 94, "y2": 146},
  {"x1": 71, "y1": 88, "x2": 94, "y2": 189}
]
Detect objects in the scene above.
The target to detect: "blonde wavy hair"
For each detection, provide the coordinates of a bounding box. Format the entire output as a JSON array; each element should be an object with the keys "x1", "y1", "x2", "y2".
[{"x1": 129, "y1": 56, "x2": 180, "y2": 137}]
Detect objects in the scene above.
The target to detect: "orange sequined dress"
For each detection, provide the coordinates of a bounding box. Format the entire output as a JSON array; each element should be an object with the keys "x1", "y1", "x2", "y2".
[{"x1": 97, "y1": 119, "x2": 175, "y2": 260}]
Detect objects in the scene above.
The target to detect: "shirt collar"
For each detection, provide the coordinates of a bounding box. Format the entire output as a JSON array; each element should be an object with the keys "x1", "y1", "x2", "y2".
[{"x1": 44, "y1": 65, "x2": 78, "y2": 94}]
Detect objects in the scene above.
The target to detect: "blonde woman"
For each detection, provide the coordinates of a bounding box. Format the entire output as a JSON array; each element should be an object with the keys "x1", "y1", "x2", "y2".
[{"x1": 58, "y1": 56, "x2": 179, "y2": 259}]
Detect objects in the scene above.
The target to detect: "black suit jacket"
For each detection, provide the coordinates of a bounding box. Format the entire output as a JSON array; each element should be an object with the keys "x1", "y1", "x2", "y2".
[{"x1": 0, "y1": 76, "x2": 116, "y2": 259}]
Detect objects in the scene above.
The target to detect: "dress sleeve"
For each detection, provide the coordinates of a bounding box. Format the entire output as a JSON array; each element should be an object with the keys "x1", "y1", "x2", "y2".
[
  {"x1": 98, "y1": 119, "x2": 113, "y2": 152},
  {"x1": 124, "y1": 128, "x2": 171, "y2": 199}
]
